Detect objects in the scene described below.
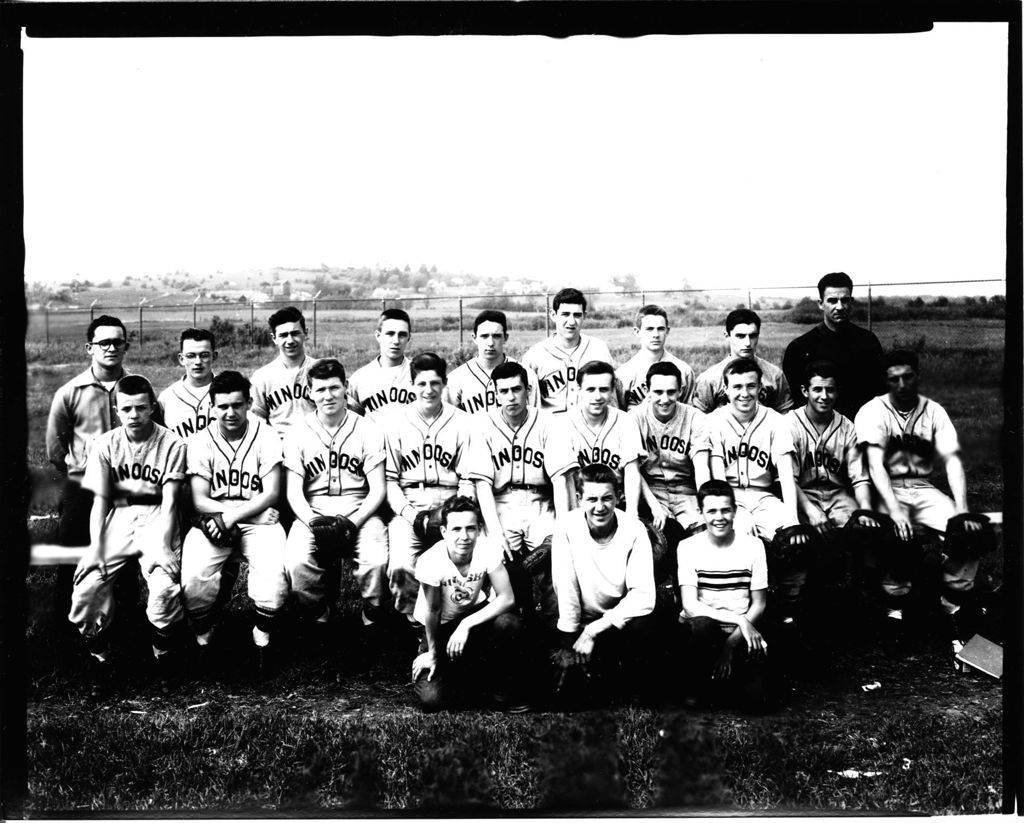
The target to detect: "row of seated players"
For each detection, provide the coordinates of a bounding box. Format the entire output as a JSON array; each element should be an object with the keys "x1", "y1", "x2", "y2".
[{"x1": 47, "y1": 307, "x2": 991, "y2": 706}]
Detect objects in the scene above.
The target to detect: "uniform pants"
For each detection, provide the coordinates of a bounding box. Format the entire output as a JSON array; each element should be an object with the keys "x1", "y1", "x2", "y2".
[
  {"x1": 387, "y1": 486, "x2": 457, "y2": 616},
  {"x1": 494, "y1": 490, "x2": 557, "y2": 618},
  {"x1": 68, "y1": 504, "x2": 183, "y2": 650}
]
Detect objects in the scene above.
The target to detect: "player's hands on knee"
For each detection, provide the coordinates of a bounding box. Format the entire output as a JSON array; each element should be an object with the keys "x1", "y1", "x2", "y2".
[
  {"x1": 412, "y1": 650, "x2": 438, "y2": 682},
  {"x1": 854, "y1": 512, "x2": 879, "y2": 529},
  {"x1": 264, "y1": 507, "x2": 280, "y2": 525},
  {"x1": 739, "y1": 620, "x2": 767, "y2": 658},
  {"x1": 74, "y1": 548, "x2": 107, "y2": 585},
  {"x1": 500, "y1": 535, "x2": 516, "y2": 563},
  {"x1": 572, "y1": 629, "x2": 595, "y2": 664},
  {"x1": 446, "y1": 623, "x2": 471, "y2": 659},
  {"x1": 650, "y1": 503, "x2": 668, "y2": 533},
  {"x1": 891, "y1": 508, "x2": 914, "y2": 542}
]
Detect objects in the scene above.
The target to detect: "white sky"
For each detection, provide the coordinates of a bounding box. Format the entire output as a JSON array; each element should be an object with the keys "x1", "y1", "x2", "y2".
[{"x1": 22, "y1": 26, "x2": 1009, "y2": 293}]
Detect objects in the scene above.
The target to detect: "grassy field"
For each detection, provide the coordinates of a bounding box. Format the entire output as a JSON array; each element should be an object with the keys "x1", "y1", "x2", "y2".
[{"x1": 21, "y1": 315, "x2": 1007, "y2": 813}]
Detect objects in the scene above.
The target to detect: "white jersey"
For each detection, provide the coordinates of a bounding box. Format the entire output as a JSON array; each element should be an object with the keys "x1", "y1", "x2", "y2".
[
  {"x1": 788, "y1": 407, "x2": 868, "y2": 492},
  {"x1": 158, "y1": 378, "x2": 214, "y2": 441},
  {"x1": 630, "y1": 399, "x2": 709, "y2": 491},
  {"x1": 186, "y1": 417, "x2": 282, "y2": 502},
  {"x1": 521, "y1": 333, "x2": 617, "y2": 413},
  {"x1": 464, "y1": 408, "x2": 560, "y2": 492},
  {"x1": 548, "y1": 406, "x2": 645, "y2": 482},
  {"x1": 82, "y1": 423, "x2": 187, "y2": 500},
  {"x1": 284, "y1": 411, "x2": 386, "y2": 497},
  {"x1": 385, "y1": 403, "x2": 473, "y2": 489},
  {"x1": 692, "y1": 355, "x2": 794, "y2": 414},
  {"x1": 616, "y1": 351, "x2": 696, "y2": 410},
  {"x1": 412, "y1": 538, "x2": 504, "y2": 625},
  {"x1": 854, "y1": 393, "x2": 960, "y2": 481},
  {"x1": 442, "y1": 356, "x2": 540, "y2": 415},
  {"x1": 705, "y1": 404, "x2": 795, "y2": 491},
  {"x1": 347, "y1": 356, "x2": 416, "y2": 421},
  {"x1": 249, "y1": 355, "x2": 319, "y2": 438}
]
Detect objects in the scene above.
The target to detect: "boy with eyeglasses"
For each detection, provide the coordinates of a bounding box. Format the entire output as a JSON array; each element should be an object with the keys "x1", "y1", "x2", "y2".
[{"x1": 158, "y1": 329, "x2": 218, "y2": 440}]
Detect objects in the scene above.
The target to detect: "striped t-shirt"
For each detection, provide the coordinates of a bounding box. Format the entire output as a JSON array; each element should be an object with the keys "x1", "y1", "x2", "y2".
[{"x1": 677, "y1": 530, "x2": 767, "y2": 627}]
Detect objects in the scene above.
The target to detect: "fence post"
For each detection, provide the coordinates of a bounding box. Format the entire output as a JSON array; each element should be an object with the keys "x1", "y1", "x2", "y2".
[
  {"x1": 381, "y1": 298, "x2": 386, "y2": 312},
  {"x1": 458, "y1": 298, "x2": 464, "y2": 349},
  {"x1": 545, "y1": 292, "x2": 551, "y2": 336},
  {"x1": 747, "y1": 289, "x2": 752, "y2": 310},
  {"x1": 867, "y1": 286, "x2": 873, "y2": 332},
  {"x1": 250, "y1": 302, "x2": 255, "y2": 347},
  {"x1": 138, "y1": 303, "x2": 144, "y2": 348},
  {"x1": 640, "y1": 291, "x2": 646, "y2": 306},
  {"x1": 313, "y1": 298, "x2": 318, "y2": 349},
  {"x1": 193, "y1": 297, "x2": 198, "y2": 328},
  {"x1": 44, "y1": 304, "x2": 50, "y2": 345},
  {"x1": 90, "y1": 299, "x2": 97, "y2": 323}
]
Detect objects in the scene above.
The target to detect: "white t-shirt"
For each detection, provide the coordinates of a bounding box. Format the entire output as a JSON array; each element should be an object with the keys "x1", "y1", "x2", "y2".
[
  {"x1": 413, "y1": 537, "x2": 504, "y2": 625},
  {"x1": 677, "y1": 530, "x2": 768, "y2": 626}
]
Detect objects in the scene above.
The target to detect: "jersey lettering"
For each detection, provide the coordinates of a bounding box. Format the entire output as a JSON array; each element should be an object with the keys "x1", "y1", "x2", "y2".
[
  {"x1": 212, "y1": 467, "x2": 264, "y2": 494},
  {"x1": 725, "y1": 442, "x2": 770, "y2": 469},
  {"x1": 267, "y1": 382, "x2": 312, "y2": 413},
  {"x1": 490, "y1": 443, "x2": 546, "y2": 472},
  {"x1": 576, "y1": 447, "x2": 622, "y2": 470},
  {"x1": 462, "y1": 390, "x2": 495, "y2": 414},
  {"x1": 114, "y1": 461, "x2": 165, "y2": 485},
  {"x1": 364, "y1": 386, "x2": 414, "y2": 414},
  {"x1": 174, "y1": 414, "x2": 210, "y2": 440},
  {"x1": 801, "y1": 448, "x2": 842, "y2": 476},
  {"x1": 627, "y1": 384, "x2": 648, "y2": 407},
  {"x1": 647, "y1": 432, "x2": 688, "y2": 456}
]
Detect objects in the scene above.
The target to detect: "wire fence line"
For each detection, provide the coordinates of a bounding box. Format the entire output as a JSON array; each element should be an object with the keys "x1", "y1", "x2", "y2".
[{"x1": 26, "y1": 278, "x2": 1005, "y2": 349}]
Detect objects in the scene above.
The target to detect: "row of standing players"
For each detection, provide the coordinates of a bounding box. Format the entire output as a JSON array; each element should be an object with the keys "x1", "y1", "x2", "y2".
[{"x1": 44, "y1": 275, "x2": 987, "y2": 710}]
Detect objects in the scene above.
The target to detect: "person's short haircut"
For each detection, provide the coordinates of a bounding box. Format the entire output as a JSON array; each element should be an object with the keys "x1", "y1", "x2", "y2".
[
  {"x1": 817, "y1": 271, "x2": 855, "y2": 298},
  {"x1": 440, "y1": 494, "x2": 481, "y2": 528},
  {"x1": 723, "y1": 357, "x2": 763, "y2": 382},
  {"x1": 552, "y1": 288, "x2": 587, "y2": 312},
  {"x1": 646, "y1": 360, "x2": 682, "y2": 389},
  {"x1": 378, "y1": 308, "x2": 412, "y2": 333},
  {"x1": 885, "y1": 349, "x2": 919, "y2": 373},
  {"x1": 210, "y1": 370, "x2": 252, "y2": 403},
  {"x1": 725, "y1": 308, "x2": 761, "y2": 333},
  {"x1": 802, "y1": 359, "x2": 840, "y2": 388},
  {"x1": 87, "y1": 314, "x2": 127, "y2": 342},
  {"x1": 697, "y1": 479, "x2": 736, "y2": 509},
  {"x1": 634, "y1": 304, "x2": 669, "y2": 328},
  {"x1": 307, "y1": 358, "x2": 347, "y2": 384},
  {"x1": 411, "y1": 352, "x2": 447, "y2": 381},
  {"x1": 114, "y1": 375, "x2": 157, "y2": 407},
  {"x1": 179, "y1": 328, "x2": 216, "y2": 350},
  {"x1": 575, "y1": 359, "x2": 616, "y2": 386},
  {"x1": 491, "y1": 361, "x2": 529, "y2": 389},
  {"x1": 268, "y1": 306, "x2": 307, "y2": 334},
  {"x1": 473, "y1": 309, "x2": 508, "y2": 335},
  {"x1": 577, "y1": 462, "x2": 619, "y2": 493}
]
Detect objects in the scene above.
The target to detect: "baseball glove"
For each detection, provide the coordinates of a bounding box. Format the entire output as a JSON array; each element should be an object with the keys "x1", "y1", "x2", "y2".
[
  {"x1": 308, "y1": 514, "x2": 360, "y2": 561},
  {"x1": 944, "y1": 513, "x2": 997, "y2": 560},
  {"x1": 413, "y1": 506, "x2": 445, "y2": 546},
  {"x1": 194, "y1": 512, "x2": 242, "y2": 549},
  {"x1": 521, "y1": 543, "x2": 551, "y2": 574},
  {"x1": 769, "y1": 524, "x2": 821, "y2": 571}
]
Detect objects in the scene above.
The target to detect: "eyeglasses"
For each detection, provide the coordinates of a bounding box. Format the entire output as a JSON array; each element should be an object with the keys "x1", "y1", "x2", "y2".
[
  {"x1": 91, "y1": 339, "x2": 127, "y2": 350},
  {"x1": 182, "y1": 352, "x2": 214, "y2": 361}
]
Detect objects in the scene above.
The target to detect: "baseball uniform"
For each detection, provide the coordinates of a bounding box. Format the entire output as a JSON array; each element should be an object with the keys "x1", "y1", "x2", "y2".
[
  {"x1": 158, "y1": 378, "x2": 214, "y2": 441},
  {"x1": 443, "y1": 356, "x2": 540, "y2": 415},
  {"x1": 249, "y1": 355, "x2": 319, "y2": 438},
  {"x1": 181, "y1": 416, "x2": 288, "y2": 639},
  {"x1": 547, "y1": 406, "x2": 645, "y2": 486},
  {"x1": 68, "y1": 423, "x2": 187, "y2": 647},
  {"x1": 630, "y1": 398, "x2": 710, "y2": 530},
  {"x1": 385, "y1": 403, "x2": 475, "y2": 614},
  {"x1": 617, "y1": 351, "x2": 696, "y2": 410},
  {"x1": 521, "y1": 333, "x2": 618, "y2": 413},
  {"x1": 284, "y1": 411, "x2": 388, "y2": 618},
  {"x1": 692, "y1": 355, "x2": 794, "y2": 414},
  {"x1": 705, "y1": 404, "x2": 796, "y2": 540},
  {"x1": 347, "y1": 356, "x2": 416, "y2": 422},
  {"x1": 788, "y1": 407, "x2": 869, "y2": 527}
]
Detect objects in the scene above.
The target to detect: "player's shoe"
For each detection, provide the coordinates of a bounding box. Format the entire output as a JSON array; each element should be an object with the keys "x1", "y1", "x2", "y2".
[
  {"x1": 492, "y1": 690, "x2": 532, "y2": 714},
  {"x1": 255, "y1": 644, "x2": 277, "y2": 683},
  {"x1": 84, "y1": 655, "x2": 112, "y2": 701},
  {"x1": 152, "y1": 650, "x2": 184, "y2": 694}
]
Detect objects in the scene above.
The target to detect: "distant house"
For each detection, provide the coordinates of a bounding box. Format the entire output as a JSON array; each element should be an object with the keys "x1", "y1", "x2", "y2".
[{"x1": 272, "y1": 280, "x2": 292, "y2": 299}]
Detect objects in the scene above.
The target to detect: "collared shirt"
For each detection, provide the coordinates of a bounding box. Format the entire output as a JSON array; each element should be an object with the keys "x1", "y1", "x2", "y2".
[
  {"x1": 692, "y1": 355, "x2": 793, "y2": 414},
  {"x1": 46, "y1": 365, "x2": 130, "y2": 478}
]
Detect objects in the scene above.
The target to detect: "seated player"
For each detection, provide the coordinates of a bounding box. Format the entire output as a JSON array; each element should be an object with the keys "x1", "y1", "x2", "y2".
[
  {"x1": 522, "y1": 287, "x2": 618, "y2": 414},
  {"x1": 180, "y1": 371, "x2": 289, "y2": 675},
  {"x1": 854, "y1": 350, "x2": 989, "y2": 652},
  {"x1": 68, "y1": 375, "x2": 187, "y2": 695},
  {"x1": 550, "y1": 464, "x2": 657, "y2": 706},
  {"x1": 410, "y1": 496, "x2": 528, "y2": 713},
  {"x1": 385, "y1": 353, "x2": 475, "y2": 622},
  {"x1": 677, "y1": 480, "x2": 771, "y2": 712},
  {"x1": 347, "y1": 308, "x2": 415, "y2": 422},
  {"x1": 548, "y1": 361, "x2": 645, "y2": 517},
  {"x1": 691, "y1": 309, "x2": 793, "y2": 414},
  {"x1": 616, "y1": 304, "x2": 696, "y2": 409},
  {"x1": 284, "y1": 359, "x2": 388, "y2": 644},
  {"x1": 443, "y1": 309, "x2": 539, "y2": 414},
  {"x1": 466, "y1": 361, "x2": 560, "y2": 622},
  {"x1": 158, "y1": 328, "x2": 217, "y2": 441},
  {"x1": 630, "y1": 360, "x2": 711, "y2": 584},
  {"x1": 250, "y1": 306, "x2": 319, "y2": 439}
]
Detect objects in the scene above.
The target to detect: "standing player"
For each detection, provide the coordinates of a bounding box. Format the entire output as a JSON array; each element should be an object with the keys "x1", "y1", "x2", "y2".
[
  {"x1": 782, "y1": 272, "x2": 886, "y2": 420},
  {"x1": 284, "y1": 358, "x2": 389, "y2": 636},
  {"x1": 691, "y1": 309, "x2": 793, "y2": 414},
  {"x1": 347, "y1": 308, "x2": 416, "y2": 422},
  {"x1": 521, "y1": 287, "x2": 617, "y2": 414},
  {"x1": 443, "y1": 310, "x2": 539, "y2": 414},
  {"x1": 250, "y1": 307, "x2": 319, "y2": 438},
  {"x1": 616, "y1": 305, "x2": 696, "y2": 409},
  {"x1": 464, "y1": 361, "x2": 561, "y2": 619},
  {"x1": 68, "y1": 376, "x2": 187, "y2": 693},
  {"x1": 180, "y1": 371, "x2": 288, "y2": 672},
  {"x1": 854, "y1": 350, "x2": 986, "y2": 650},
  {"x1": 547, "y1": 361, "x2": 645, "y2": 517},
  {"x1": 158, "y1": 329, "x2": 218, "y2": 440},
  {"x1": 385, "y1": 353, "x2": 476, "y2": 620}
]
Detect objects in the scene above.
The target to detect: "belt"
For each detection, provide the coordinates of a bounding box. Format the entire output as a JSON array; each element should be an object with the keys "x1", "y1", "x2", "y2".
[
  {"x1": 113, "y1": 494, "x2": 163, "y2": 507},
  {"x1": 400, "y1": 481, "x2": 460, "y2": 491},
  {"x1": 501, "y1": 483, "x2": 551, "y2": 494},
  {"x1": 649, "y1": 478, "x2": 692, "y2": 488}
]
